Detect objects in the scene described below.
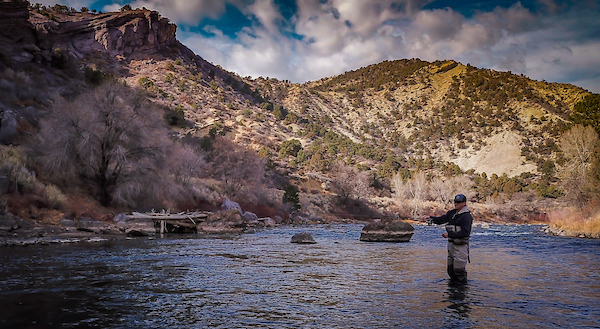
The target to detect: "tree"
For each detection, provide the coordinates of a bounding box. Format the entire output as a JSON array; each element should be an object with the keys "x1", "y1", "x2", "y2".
[
  {"x1": 330, "y1": 162, "x2": 372, "y2": 202},
  {"x1": 559, "y1": 124, "x2": 600, "y2": 207},
  {"x1": 120, "y1": 4, "x2": 132, "y2": 12},
  {"x1": 33, "y1": 81, "x2": 173, "y2": 207},
  {"x1": 282, "y1": 184, "x2": 301, "y2": 212},
  {"x1": 392, "y1": 171, "x2": 427, "y2": 219},
  {"x1": 207, "y1": 137, "x2": 265, "y2": 200}
]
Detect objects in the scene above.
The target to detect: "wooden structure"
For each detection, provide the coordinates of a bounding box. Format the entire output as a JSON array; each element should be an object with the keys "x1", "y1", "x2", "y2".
[{"x1": 129, "y1": 211, "x2": 210, "y2": 234}]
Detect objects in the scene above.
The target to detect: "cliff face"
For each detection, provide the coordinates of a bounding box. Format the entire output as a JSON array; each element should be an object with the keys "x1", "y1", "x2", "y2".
[
  {"x1": 31, "y1": 10, "x2": 177, "y2": 61},
  {"x1": 0, "y1": 0, "x2": 178, "y2": 66},
  {"x1": 0, "y1": 0, "x2": 38, "y2": 63}
]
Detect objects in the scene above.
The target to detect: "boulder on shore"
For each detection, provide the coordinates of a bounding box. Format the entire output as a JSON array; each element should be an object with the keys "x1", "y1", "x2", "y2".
[
  {"x1": 291, "y1": 232, "x2": 316, "y2": 244},
  {"x1": 360, "y1": 220, "x2": 414, "y2": 242},
  {"x1": 198, "y1": 209, "x2": 246, "y2": 234}
]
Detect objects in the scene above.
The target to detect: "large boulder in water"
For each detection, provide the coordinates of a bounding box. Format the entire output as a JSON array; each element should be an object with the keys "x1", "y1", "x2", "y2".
[{"x1": 360, "y1": 220, "x2": 414, "y2": 242}]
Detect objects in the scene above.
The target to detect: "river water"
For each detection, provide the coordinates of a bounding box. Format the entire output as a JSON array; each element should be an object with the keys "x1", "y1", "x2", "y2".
[{"x1": 1, "y1": 224, "x2": 599, "y2": 328}]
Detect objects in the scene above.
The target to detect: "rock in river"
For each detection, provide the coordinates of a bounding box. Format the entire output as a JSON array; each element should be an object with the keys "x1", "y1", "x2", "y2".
[
  {"x1": 291, "y1": 232, "x2": 316, "y2": 244},
  {"x1": 360, "y1": 220, "x2": 414, "y2": 242}
]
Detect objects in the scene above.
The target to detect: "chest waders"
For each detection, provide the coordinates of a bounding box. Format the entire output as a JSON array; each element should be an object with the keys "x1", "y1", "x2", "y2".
[{"x1": 446, "y1": 217, "x2": 469, "y2": 283}]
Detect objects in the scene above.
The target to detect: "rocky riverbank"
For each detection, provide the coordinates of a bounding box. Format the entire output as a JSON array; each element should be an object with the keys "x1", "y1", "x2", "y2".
[{"x1": 0, "y1": 199, "x2": 329, "y2": 247}]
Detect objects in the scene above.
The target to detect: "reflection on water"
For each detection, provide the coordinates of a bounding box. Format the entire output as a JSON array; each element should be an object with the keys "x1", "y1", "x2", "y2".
[{"x1": 1, "y1": 224, "x2": 599, "y2": 328}]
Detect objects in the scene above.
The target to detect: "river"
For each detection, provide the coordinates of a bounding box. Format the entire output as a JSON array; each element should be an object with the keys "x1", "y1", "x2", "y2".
[{"x1": 0, "y1": 224, "x2": 599, "y2": 328}]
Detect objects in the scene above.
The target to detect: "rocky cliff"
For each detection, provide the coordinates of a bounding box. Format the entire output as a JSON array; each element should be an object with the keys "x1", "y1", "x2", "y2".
[
  {"x1": 31, "y1": 9, "x2": 177, "y2": 61},
  {"x1": 0, "y1": 0, "x2": 178, "y2": 66},
  {"x1": 0, "y1": 0, "x2": 37, "y2": 64}
]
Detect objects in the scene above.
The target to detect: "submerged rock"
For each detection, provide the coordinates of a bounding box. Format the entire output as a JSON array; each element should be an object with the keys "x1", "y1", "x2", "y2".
[
  {"x1": 291, "y1": 232, "x2": 316, "y2": 244},
  {"x1": 360, "y1": 220, "x2": 414, "y2": 242}
]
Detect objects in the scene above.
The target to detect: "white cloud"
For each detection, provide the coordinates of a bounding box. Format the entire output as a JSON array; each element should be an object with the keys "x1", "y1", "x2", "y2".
[
  {"x1": 33, "y1": 0, "x2": 600, "y2": 92},
  {"x1": 127, "y1": 0, "x2": 234, "y2": 25}
]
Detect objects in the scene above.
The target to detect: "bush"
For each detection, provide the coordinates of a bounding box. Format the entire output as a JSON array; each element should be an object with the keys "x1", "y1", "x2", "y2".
[
  {"x1": 84, "y1": 67, "x2": 105, "y2": 86},
  {"x1": 51, "y1": 48, "x2": 67, "y2": 69},
  {"x1": 279, "y1": 139, "x2": 303, "y2": 158},
  {"x1": 138, "y1": 76, "x2": 154, "y2": 89}
]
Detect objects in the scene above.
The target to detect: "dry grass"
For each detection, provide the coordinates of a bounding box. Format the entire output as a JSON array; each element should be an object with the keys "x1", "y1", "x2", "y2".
[{"x1": 549, "y1": 208, "x2": 600, "y2": 238}]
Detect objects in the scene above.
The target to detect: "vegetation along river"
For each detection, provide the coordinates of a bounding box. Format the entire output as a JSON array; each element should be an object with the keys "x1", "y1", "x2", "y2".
[{"x1": 1, "y1": 224, "x2": 599, "y2": 328}]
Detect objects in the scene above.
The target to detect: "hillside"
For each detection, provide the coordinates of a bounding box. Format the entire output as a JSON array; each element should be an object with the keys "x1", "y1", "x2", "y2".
[{"x1": 1, "y1": 1, "x2": 598, "y2": 226}]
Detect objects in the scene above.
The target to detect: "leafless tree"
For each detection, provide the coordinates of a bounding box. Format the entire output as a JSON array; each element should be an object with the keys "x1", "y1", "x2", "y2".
[
  {"x1": 207, "y1": 137, "x2": 265, "y2": 200},
  {"x1": 392, "y1": 171, "x2": 427, "y2": 219},
  {"x1": 330, "y1": 161, "x2": 372, "y2": 201},
  {"x1": 429, "y1": 176, "x2": 451, "y2": 204},
  {"x1": 559, "y1": 124, "x2": 599, "y2": 207},
  {"x1": 33, "y1": 80, "x2": 174, "y2": 207}
]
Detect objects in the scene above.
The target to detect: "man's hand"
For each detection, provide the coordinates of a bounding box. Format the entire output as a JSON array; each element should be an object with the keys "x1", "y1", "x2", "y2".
[
  {"x1": 422, "y1": 215, "x2": 432, "y2": 225},
  {"x1": 442, "y1": 232, "x2": 448, "y2": 238}
]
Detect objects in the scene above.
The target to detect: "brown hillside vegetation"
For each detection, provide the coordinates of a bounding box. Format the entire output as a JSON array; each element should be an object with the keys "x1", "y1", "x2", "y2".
[{"x1": 0, "y1": 2, "x2": 599, "y2": 237}]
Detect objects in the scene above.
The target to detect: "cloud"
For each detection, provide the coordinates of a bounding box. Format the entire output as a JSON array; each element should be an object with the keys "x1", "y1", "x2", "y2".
[
  {"x1": 127, "y1": 0, "x2": 233, "y2": 24},
  {"x1": 35, "y1": 0, "x2": 96, "y2": 9},
  {"x1": 32, "y1": 0, "x2": 600, "y2": 92}
]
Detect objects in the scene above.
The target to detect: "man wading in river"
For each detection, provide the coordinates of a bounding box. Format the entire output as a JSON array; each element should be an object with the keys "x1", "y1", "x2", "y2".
[{"x1": 424, "y1": 194, "x2": 473, "y2": 284}]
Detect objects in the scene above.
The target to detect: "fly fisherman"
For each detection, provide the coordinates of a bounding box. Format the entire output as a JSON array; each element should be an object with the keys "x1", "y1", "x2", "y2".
[{"x1": 423, "y1": 194, "x2": 473, "y2": 284}]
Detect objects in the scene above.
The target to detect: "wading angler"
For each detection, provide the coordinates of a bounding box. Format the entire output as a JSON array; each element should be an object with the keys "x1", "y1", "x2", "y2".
[{"x1": 424, "y1": 194, "x2": 473, "y2": 284}]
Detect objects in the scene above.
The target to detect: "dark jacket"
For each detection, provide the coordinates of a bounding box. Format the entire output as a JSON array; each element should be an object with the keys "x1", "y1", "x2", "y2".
[{"x1": 430, "y1": 205, "x2": 473, "y2": 243}]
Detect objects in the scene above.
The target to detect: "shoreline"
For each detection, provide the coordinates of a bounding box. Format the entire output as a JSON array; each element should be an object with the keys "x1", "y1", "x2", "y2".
[{"x1": 2, "y1": 220, "x2": 593, "y2": 247}]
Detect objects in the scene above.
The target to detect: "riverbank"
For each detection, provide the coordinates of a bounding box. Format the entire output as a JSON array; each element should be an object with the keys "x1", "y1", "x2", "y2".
[{"x1": 546, "y1": 210, "x2": 600, "y2": 239}]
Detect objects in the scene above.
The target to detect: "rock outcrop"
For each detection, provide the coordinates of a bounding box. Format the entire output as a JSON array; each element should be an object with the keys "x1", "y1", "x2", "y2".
[
  {"x1": 0, "y1": 0, "x2": 38, "y2": 63},
  {"x1": 31, "y1": 9, "x2": 177, "y2": 61},
  {"x1": 0, "y1": 1, "x2": 178, "y2": 66},
  {"x1": 360, "y1": 220, "x2": 414, "y2": 242}
]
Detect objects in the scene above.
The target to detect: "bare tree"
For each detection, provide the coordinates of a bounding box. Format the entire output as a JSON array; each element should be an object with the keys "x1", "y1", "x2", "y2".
[
  {"x1": 330, "y1": 161, "x2": 372, "y2": 201},
  {"x1": 33, "y1": 80, "x2": 173, "y2": 207},
  {"x1": 207, "y1": 137, "x2": 265, "y2": 200},
  {"x1": 170, "y1": 143, "x2": 206, "y2": 187},
  {"x1": 429, "y1": 176, "x2": 451, "y2": 204},
  {"x1": 392, "y1": 171, "x2": 427, "y2": 219},
  {"x1": 559, "y1": 124, "x2": 600, "y2": 207}
]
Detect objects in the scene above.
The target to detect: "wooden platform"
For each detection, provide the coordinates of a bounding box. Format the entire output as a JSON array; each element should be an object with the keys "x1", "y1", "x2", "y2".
[{"x1": 129, "y1": 211, "x2": 210, "y2": 233}]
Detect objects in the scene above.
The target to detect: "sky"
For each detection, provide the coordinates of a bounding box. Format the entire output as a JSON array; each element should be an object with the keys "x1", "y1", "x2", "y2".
[{"x1": 36, "y1": 0, "x2": 600, "y2": 93}]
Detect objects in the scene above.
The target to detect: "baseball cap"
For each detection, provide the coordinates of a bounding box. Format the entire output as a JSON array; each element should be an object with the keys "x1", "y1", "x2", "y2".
[{"x1": 454, "y1": 194, "x2": 467, "y2": 203}]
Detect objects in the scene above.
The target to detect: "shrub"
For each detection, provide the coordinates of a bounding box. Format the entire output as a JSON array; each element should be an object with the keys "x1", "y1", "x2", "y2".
[
  {"x1": 279, "y1": 139, "x2": 303, "y2": 158},
  {"x1": 138, "y1": 76, "x2": 154, "y2": 89},
  {"x1": 84, "y1": 67, "x2": 105, "y2": 86},
  {"x1": 51, "y1": 48, "x2": 67, "y2": 69}
]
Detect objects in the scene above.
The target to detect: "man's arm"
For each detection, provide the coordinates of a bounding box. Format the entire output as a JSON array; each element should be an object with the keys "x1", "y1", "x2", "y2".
[{"x1": 429, "y1": 211, "x2": 451, "y2": 225}]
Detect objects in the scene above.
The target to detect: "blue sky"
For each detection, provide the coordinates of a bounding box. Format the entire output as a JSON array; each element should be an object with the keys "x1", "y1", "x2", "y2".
[{"x1": 37, "y1": 0, "x2": 600, "y2": 93}]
